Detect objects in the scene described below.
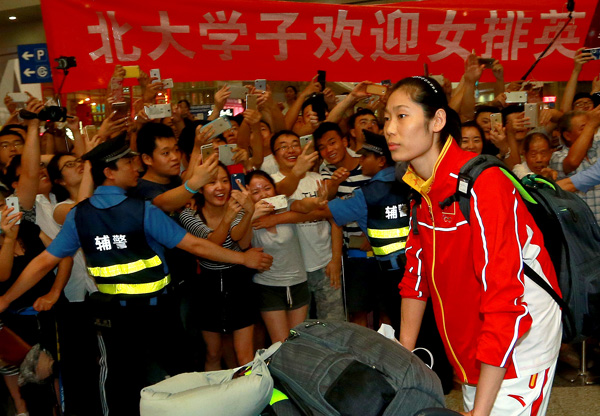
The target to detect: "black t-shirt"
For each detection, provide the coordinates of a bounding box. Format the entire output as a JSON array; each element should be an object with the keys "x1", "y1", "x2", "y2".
[
  {"x1": 129, "y1": 176, "x2": 182, "y2": 202},
  {"x1": 0, "y1": 220, "x2": 55, "y2": 311}
]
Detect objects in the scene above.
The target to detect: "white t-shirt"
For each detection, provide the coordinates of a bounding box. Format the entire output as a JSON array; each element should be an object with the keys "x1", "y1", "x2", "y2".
[
  {"x1": 35, "y1": 193, "x2": 58, "y2": 237},
  {"x1": 52, "y1": 199, "x2": 98, "y2": 302},
  {"x1": 260, "y1": 154, "x2": 279, "y2": 175},
  {"x1": 271, "y1": 171, "x2": 332, "y2": 272},
  {"x1": 251, "y1": 223, "x2": 306, "y2": 287}
]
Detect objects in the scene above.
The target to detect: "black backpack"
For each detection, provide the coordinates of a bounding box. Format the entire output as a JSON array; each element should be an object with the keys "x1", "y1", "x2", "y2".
[
  {"x1": 268, "y1": 320, "x2": 445, "y2": 416},
  {"x1": 414, "y1": 154, "x2": 600, "y2": 343}
]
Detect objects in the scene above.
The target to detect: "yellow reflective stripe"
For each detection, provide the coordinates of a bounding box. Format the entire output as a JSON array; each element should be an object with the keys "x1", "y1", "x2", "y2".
[
  {"x1": 372, "y1": 241, "x2": 407, "y2": 255},
  {"x1": 87, "y1": 255, "x2": 162, "y2": 278},
  {"x1": 96, "y1": 275, "x2": 170, "y2": 295},
  {"x1": 367, "y1": 227, "x2": 409, "y2": 239},
  {"x1": 270, "y1": 388, "x2": 288, "y2": 406}
]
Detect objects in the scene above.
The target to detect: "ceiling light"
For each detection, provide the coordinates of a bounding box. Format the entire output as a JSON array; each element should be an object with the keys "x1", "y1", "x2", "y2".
[{"x1": 9, "y1": 16, "x2": 17, "y2": 21}]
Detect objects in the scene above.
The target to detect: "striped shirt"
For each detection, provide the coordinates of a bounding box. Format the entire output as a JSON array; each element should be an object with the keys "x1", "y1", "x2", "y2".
[
  {"x1": 320, "y1": 149, "x2": 370, "y2": 247},
  {"x1": 179, "y1": 208, "x2": 244, "y2": 270}
]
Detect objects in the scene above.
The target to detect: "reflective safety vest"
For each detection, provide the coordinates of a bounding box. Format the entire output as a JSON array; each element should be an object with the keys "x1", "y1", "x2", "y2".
[
  {"x1": 75, "y1": 197, "x2": 169, "y2": 296},
  {"x1": 362, "y1": 178, "x2": 411, "y2": 267}
]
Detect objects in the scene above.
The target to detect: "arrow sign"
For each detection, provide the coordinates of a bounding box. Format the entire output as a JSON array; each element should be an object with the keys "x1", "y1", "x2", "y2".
[{"x1": 18, "y1": 43, "x2": 52, "y2": 84}]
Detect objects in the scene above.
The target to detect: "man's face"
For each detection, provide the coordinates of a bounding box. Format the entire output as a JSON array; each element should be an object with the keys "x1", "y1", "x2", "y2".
[
  {"x1": 358, "y1": 152, "x2": 382, "y2": 177},
  {"x1": 111, "y1": 157, "x2": 139, "y2": 189},
  {"x1": 524, "y1": 136, "x2": 552, "y2": 175},
  {"x1": 273, "y1": 134, "x2": 302, "y2": 171},
  {"x1": 563, "y1": 114, "x2": 588, "y2": 147},
  {"x1": 144, "y1": 137, "x2": 181, "y2": 177},
  {"x1": 351, "y1": 114, "x2": 380, "y2": 143},
  {"x1": 574, "y1": 97, "x2": 594, "y2": 112},
  {"x1": 0, "y1": 133, "x2": 24, "y2": 166},
  {"x1": 316, "y1": 131, "x2": 347, "y2": 166},
  {"x1": 223, "y1": 121, "x2": 239, "y2": 144},
  {"x1": 13, "y1": 162, "x2": 51, "y2": 195},
  {"x1": 177, "y1": 102, "x2": 190, "y2": 117}
]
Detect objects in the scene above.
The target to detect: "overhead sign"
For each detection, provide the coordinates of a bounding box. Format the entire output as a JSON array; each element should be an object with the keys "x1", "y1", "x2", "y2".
[
  {"x1": 17, "y1": 43, "x2": 53, "y2": 84},
  {"x1": 40, "y1": 0, "x2": 600, "y2": 93}
]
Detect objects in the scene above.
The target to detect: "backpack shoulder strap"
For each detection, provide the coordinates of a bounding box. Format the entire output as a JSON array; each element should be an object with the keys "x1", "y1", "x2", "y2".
[{"x1": 439, "y1": 155, "x2": 507, "y2": 224}]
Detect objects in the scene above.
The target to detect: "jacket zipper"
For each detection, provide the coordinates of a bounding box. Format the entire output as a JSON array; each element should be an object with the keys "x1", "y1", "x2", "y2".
[{"x1": 421, "y1": 192, "x2": 469, "y2": 384}]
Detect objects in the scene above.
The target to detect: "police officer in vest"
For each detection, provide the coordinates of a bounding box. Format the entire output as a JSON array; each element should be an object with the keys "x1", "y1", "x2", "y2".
[
  {"x1": 0, "y1": 135, "x2": 273, "y2": 416},
  {"x1": 294, "y1": 130, "x2": 410, "y2": 331}
]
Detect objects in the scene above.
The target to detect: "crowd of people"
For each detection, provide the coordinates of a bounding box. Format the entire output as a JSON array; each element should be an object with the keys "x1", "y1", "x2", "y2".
[{"x1": 0, "y1": 45, "x2": 599, "y2": 416}]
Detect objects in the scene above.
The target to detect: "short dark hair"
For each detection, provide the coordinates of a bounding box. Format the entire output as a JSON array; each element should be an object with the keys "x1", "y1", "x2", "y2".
[
  {"x1": 501, "y1": 105, "x2": 525, "y2": 125},
  {"x1": 1, "y1": 124, "x2": 27, "y2": 136},
  {"x1": 4, "y1": 154, "x2": 21, "y2": 190},
  {"x1": 270, "y1": 130, "x2": 299, "y2": 155},
  {"x1": 523, "y1": 132, "x2": 551, "y2": 153},
  {"x1": 313, "y1": 122, "x2": 343, "y2": 144},
  {"x1": 90, "y1": 158, "x2": 118, "y2": 187},
  {"x1": 475, "y1": 105, "x2": 501, "y2": 119},
  {"x1": 348, "y1": 108, "x2": 376, "y2": 130},
  {"x1": 137, "y1": 123, "x2": 175, "y2": 159},
  {"x1": 0, "y1": 129, "x2": 24, "y2": 142},
  {"x1": 178, "y1": 99, "x2": 191, "y2": 108},
  {"x1": 178, "y1": 120, "x2": 207, "y2": 158},
  {"x1": 245, "y1": 170, "x2": 276, "y2": 190},
  {"x1": 285, "y1": 85, "x2": 298, "y2": 94},
  {"x1": 461, "y1": 120, "x2": 486, "y2": 143}
]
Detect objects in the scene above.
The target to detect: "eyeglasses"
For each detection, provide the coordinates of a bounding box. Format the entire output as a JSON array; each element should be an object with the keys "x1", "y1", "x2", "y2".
[
  {"x1": 574, "y1": 100, "x2": 593, "y2": 109},
  {"x1": 274, "y1": 143, "x2": 301, "y2": 153},
  {"x1": 59, "y1": 158, "x2": 83, "y2": 172},
  {"x1": 0, "y1": 141, "x2": 24, "y2": 150}
]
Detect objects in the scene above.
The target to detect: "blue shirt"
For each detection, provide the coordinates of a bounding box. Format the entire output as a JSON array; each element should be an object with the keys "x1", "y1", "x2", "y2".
[
  {"x1": 328, "y1": 167, "x2": 396, "y2": 235},
  {"x1": 571, "y1": 161, "x2": 600, "y2": 193},
  {"x1": 47, "y1": 186, "x2": 187, "y2": 274}
]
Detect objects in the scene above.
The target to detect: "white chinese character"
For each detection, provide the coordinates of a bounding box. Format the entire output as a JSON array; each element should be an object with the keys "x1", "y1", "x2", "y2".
[
  {"x1": 534, "y1": 10, "x2": 586, "y2": 59},
  {"x1": 427, "y1": 11, "x2": 477, "y2": 62},
  {"x1": 398, "y1": 204, "x2": 408, "y2": 218},
  {"x1": 256, "y1": 13, "x2": 307, "y2": 61},
  {"x1": 314, "y1": 10, "x2": 363, "y2": 62},
  {"x1": 371, "y1": 10, "x2": 419, "y2": 61},
  {"x1": 385, "y1": 205, "x2": 398, "y2": 220},
  {"x1": 142, "y1": 11, "x2": 195, "y2": 61},
  {"x1": 200, "y1": 10, "x2": 249, "y2": 60},
  {"x1": 88, "y1": 12, "x2": 114, "y2": 63},
  {"x1": 481, "y1": 11, "x2": 533, "y2": 61},
  {"x1": 112, "y1": 234, "x2": 128, "y2": 249},
  {"x1": 95, "y1": 235, "x2": 112, "y2": 251},
  {"x1": 107, "y1": 11, "x2": 141, "y2": 62},
  {"x1": 482, "y1": 11, "x2": 514, "y2": 61}
]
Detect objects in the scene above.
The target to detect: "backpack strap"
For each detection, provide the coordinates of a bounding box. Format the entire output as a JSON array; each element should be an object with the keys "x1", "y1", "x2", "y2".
[{"x1": 523, "y1": 263, "x2": 575, "y2": 342}]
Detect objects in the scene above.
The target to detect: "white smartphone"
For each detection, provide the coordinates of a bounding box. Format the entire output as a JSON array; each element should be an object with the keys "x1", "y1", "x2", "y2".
[
  {"x1": 524, "y1": 103, "x2": 539, "y2": 128},
  {"x1": 505, "y1": 91, "x2": 527, "y2": 103},
  {"x1": 254, "y1": 79, "x2": 267, "y2": 91},
  {"x1": 162, "y1": 78, "x2": 174, "y2": 89},
  {"x1": 299, "y1": 134, "x2": 313, "y2": 148},
  {"x1": 203, "y1": 116, "x2": 232, "y2": 139},
  {"x1": 262, "y1": 195, "x2": 288, "y2": 211},
  {"x1": 5, "y1": 196, "x2": 21, "y2": 225},
  {"x1": 144, "y1": 104, "x2": 172, "y2": 120},
  {"x1": 218, "y1": 144, "x2": 237, "y2": 166},
  {"x1": 84, "y1": 125, "x2": 98, "y2": 137},
  {"x1": 150, "y1": 68, "x2": 161, "y2": 81},
  {"x1": 8, "y1": 92, "x2": 28, "y2": 102},
  {"x1": 227, "y1": 85, "x2": 247, "y2": 100}
]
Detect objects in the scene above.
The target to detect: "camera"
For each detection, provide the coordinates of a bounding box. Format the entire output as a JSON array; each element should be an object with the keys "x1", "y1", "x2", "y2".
[
  {"x1": 19, "y1": 106, "x2": 68, "y2": 122},
  {"x1": 55, "y1": 56, "x2": 77, "y2": 70}
]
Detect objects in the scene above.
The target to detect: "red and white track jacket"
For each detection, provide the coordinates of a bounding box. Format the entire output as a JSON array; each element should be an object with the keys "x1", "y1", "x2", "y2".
[{"x1": 400, "y1": 138, "x2": 562, "y2": 385}]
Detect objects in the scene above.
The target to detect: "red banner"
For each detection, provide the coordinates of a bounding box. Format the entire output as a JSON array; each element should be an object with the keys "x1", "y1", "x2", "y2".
[{"x1": 40, "y1": 0, "x2": 599, "y2": 92}]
